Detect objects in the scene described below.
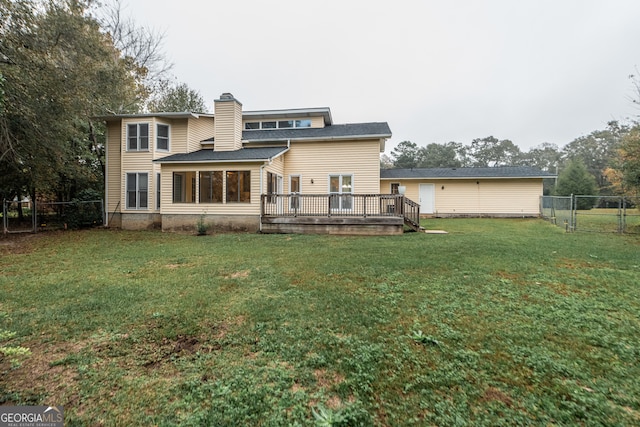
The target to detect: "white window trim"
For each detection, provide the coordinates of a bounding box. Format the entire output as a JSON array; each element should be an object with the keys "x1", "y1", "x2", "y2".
[
  {"x1": 156, "y1": 173, "x2": 161, "y2": 210},
  {"x1": 289, "y1": 174, "x2": 302, "y2": 194},
  {"x1": 125, "y1": 172, "x2": 149, "y2": 210},
  {"x1": 289, "y1": 174, "x2": 302, "y2": 211},
  {"x1": 156, "y1": 123, "x2": 170, "y2": 152},
  {"x1": 126, "y1": 123, "x2": 150, "y2": 152},
  {"x1": 244, "y1": 119, "x2": 313, "y2": 130},
  {"x1": 328, "y1": 173, "x2": 354, "y2": 211}
]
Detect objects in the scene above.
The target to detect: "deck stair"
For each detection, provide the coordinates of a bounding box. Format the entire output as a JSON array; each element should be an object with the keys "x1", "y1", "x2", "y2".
[{"x1": 400, "y1": 197, "x2": 424, "y2": 232}]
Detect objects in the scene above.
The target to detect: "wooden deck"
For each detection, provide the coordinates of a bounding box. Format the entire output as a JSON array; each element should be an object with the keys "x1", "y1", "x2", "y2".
[{"x1": 260, "y1": 194, "x2": 422, "y2": 235}]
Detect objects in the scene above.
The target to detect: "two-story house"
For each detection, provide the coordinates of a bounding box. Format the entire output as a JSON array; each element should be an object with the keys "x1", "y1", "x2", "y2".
[{"x1": 102, "y1": 93, "x2": 417, "y2": 235}]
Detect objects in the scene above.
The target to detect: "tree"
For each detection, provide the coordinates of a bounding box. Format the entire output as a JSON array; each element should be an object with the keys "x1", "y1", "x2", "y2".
[
  {"x1": 147, "y1": 80, "x2": 208, "y2": 113},
  {"x1": 417, "y1": 142, "x2": 462, "y2": 168},
  {"x1": 391, "y1": 140, "x2": 420, "y2": 168},
  {"x1": 468, "y1": 136, "x2": 521, "y2": 167},
  {"x1": 98, "y1": 0, "x2": 172, "y2": 98},
  {"x1": 0, "y1": 0, "x2": 141, "y2": 202},
  {"x1": 604, "y1": 125, "x2": 640, "y2": 196},
  {"x1": 380, "y1": 153, "x2": 394, "y2": 169},
  {"x1": 561, "y1": 122, "x2": 627, "y2": 195},
  {"x1": 518, "y1": 142, "x2": 561, "y2": 172},
  {"x1": 554, "y1": 159, "x2": 598, "y2": 209}
]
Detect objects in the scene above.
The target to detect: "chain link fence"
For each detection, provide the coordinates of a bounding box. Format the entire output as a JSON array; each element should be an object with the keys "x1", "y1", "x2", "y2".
[
  {"x1": 540, "y1": 195, "x2": 640, "y2": 234},
  {"x1": 3, "y1": 199, "x2": 104, "y2": 234}
]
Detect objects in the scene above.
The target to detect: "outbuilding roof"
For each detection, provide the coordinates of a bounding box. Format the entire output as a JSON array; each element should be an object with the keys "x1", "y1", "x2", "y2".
[
  {"x1": 380, "y1": 166, "x2": 556, "y2": 180},
  {"x1": 154, "y1": 146, "x2": 289, "y2": 164}
]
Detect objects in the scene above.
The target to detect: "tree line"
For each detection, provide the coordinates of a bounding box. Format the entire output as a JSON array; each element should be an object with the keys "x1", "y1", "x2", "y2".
[
  {"x1": 382, "y1": 120, "x2": 640, "y2": 198},
  {"x1": 2, "y1": 0, "x2": 640, "y2": 206},
  {"x1": 0, "y1": 0, "x2": 206, "y2": 206}
]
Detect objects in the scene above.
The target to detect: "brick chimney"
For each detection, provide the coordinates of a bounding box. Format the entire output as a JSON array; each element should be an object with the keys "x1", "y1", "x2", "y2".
[{"x1": 213, "y1": 93, "x2": 243, "y2": 151}]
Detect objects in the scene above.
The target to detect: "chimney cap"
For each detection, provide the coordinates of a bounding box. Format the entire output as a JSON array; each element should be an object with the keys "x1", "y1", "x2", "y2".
[{"x1": 216, "y1": 92, "x2": 242, "y2": 105}]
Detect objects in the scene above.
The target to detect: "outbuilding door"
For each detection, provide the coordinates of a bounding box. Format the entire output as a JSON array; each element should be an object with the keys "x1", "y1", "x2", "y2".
[{"x1": 419, "y1": 184, "x2": 435, "y2": 214}]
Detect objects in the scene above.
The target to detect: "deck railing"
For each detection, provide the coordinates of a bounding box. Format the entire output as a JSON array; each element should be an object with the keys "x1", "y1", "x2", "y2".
[{"x1": 260, "y1": 194, "x2": 421, "y2": 228}]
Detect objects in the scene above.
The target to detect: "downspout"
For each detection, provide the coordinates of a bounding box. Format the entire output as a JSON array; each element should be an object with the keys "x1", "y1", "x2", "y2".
[
  {"x1": 259, "y1": 162, "x2": 266, "y2": 233},
  {"x1": 259, "y1": 140, "x2": 290, "y2": 233}
]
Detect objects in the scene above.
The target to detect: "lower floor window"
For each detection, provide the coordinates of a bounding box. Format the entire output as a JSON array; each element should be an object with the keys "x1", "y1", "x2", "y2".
[
  {"x1": 226, "y1": 171, "x2": 251, "y2": 203},
  {"x1": 169, "y1": 170, "x2": 251, "y2": 204},
  {"x1": 173, "y1": 172, "x2": 196, "y2": 203},
  {"x1": 199, "y1": 171, "x2": 223, "y2": 203},
  {"x1": 156, "y1": 173, "x2": 161, "y2": 210},
  {"x1": 126, "y1": 172, "x2": 148, "y2": 209}
]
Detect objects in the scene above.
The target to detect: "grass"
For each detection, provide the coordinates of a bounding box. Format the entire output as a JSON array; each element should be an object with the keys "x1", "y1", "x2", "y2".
[{"x1": 1, "y1": 219, "x2": 639, "y2": 426}]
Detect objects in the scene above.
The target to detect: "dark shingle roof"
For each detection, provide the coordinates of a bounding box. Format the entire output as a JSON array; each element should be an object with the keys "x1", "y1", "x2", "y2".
[
  {"x1": 242, "y1": 122, "x2": 391, "y2": 142},
  {"x1": 154, "y1": 146, "x2": 288, "y2": 163},
  {"x1": 380, "y1": 166, "x2": 556, "y2": 179}
]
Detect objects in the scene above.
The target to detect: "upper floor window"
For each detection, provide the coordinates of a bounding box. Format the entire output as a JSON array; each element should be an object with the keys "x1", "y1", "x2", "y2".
[
  {"x1": 127, "y1": 123, "x2": 149, "y2": 151},
  {"x1": 156, "y1": 124, "x2": 170, "y2": 151},
  {"x1": 244, "y1": 119, "x2": 312, "y2": 130}
]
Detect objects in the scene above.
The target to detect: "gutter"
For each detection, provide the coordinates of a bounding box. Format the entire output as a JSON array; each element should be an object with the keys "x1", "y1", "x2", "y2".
[
  {"x1": 379, "y1": 176, "x2": 556, "y2": 180},
  {"x1": 154, "y1": 158, "x2": 280, "y2": 164}
]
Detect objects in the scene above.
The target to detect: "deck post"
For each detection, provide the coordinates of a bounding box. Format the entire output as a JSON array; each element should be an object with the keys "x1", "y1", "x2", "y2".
[{"x1": 363, "y1": 195, "x2": 367, "y2": 218}]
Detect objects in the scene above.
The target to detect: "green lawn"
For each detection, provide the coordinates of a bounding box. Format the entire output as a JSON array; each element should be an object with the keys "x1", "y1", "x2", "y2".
[{"x1": 1, "y1": 219, "x2": 639, "y2": 426}]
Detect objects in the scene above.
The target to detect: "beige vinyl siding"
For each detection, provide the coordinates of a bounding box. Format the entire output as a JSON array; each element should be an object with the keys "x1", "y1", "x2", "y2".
[
  {"x1": 106, "y1": 121, "x2": 122, "y2": 214},
  {"x1": 214, "y1": 101, "x2": 242, "y2": 151},
  {"x1": 121, "y1": 118, "x2": 153, "y2": 212},
  {"x1": 310, "y1": 116, "x2": 324, "y2": 128},
  {"x1": 283, "y1": 140, "x2": 381, "y2": 194},
  {"x1": 160, "y1": 163, "x2": 262, "y2": 215},
  {"x1": 187, "y1": 117, "x2": 214, "y2": 152},
  {"x1": 380, "y1": 178, "x2": 543, "y2": 215},
  {"x1": 264, "y1": 155, "x2": 285, "y2": 193},
  {"x1": 161, "y1": 118, "x2": 187, "y2": 155}
]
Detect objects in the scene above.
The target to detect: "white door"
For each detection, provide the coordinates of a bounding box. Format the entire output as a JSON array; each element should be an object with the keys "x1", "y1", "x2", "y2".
[
  {"x1": 277, "y1": 175, "x2": 283, "y2": 212},
  {"x1": 329, "y1": 174, "x2": 353, "y2": 210},
  {"x1": 419, "y1": 184, "x2": 435, "y2": 214}
]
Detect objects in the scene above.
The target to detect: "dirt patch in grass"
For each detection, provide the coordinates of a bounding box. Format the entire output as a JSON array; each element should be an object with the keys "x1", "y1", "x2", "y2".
[
  {"x1": 291, "y1": 382, "x2": 305, "y2": 394},
  {"x1": 0, "y1": 339, "x2": 86, "y2": 406},
  {"x1": 314, "y1": 369, "x2": 345, "y2": 389},
  {"x1": 225, "y1": 270, "x2": 250, "y2": 279},
  {"x1": 141, "y1": 335, "x2": 202, "y2": 369},
  {"x1": 0, "y1": 232, "x2": 42, "y2": 255},
  {"x1": 480, "y1": 387, "x2": 513, "y2": 407}
]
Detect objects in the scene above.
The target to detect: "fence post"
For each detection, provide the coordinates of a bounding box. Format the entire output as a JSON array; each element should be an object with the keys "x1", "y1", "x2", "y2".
[
  {"x1": 2, "y1": 199, "x2": 6, "y2": 235},
  {"x1": 32, "y1": 198, "x2": 37, "y2": 233},
  {"x1": 622, "y1": 197, "x2": 627, "y2": 234},
  {"x1": 570, "y1": 193, "x2": 575, "y2": 232},
  {"x1": 363, "y1": 195, "x2": 367, "y2": 218},
  {"x1": 618, "y1": 197, "x2": 623, "y2": 234}
]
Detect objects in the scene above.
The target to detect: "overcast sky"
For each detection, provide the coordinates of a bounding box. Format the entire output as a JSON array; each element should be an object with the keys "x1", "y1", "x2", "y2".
[{"x1": 124, "y1": 0, "x2": 640, "y2": 153}]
